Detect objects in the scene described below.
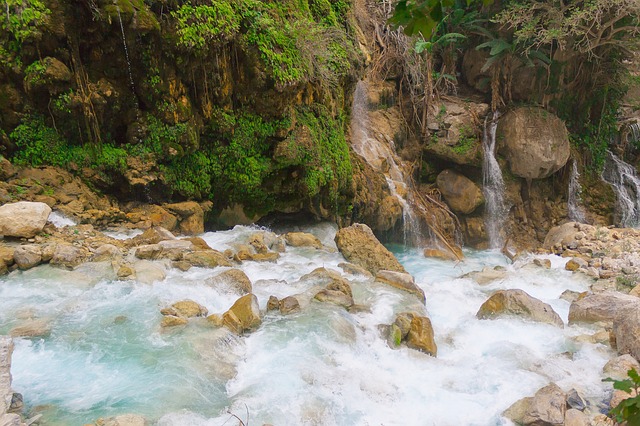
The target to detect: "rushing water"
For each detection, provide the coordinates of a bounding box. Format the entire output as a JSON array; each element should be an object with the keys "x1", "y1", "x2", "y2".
[
  {"x1": 482, "y1": 112, "x2": 508, "y2": 248},
  {"x1": 602, "y1": 150, "x2": 640, "y2": 227},
  {"x1": 350, "y1": 81, "x2": 423, "y2": 245},
  {"x1": 0, "y1": 222, "x2": 613, "y2": 425},
  {"x1": 567, "y1": 160, "x2": 587, "y2": 223}
]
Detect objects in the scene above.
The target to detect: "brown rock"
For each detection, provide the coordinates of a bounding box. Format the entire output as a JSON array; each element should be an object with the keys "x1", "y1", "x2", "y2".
[
  {"x1": 284, "y1": 232, "x2": 323, "y2": 249},
  {"x1": 129, "y1": 227, "x2": 176, "y2": 246},
  {"x1": 314, "y1": 278, "x2": 354, "y2": 308},
  {"x1": 171, "y1": 300, "x2": 208, "y2": 318},
  {"x1": 161, "y1": 315, "x2": 188, "y2": 328},
  {"x1": 334, "y1": 223, "x2": 405, "y2": 274},
  {"x1": 423, "y1": 248, "x2": 458, "y2": 261},
  {"x1": 267, "y1": 296, "x2": 279, "y2": 311},
  {"x1": 0, "y1": 246, "x2": 14, "y2": 266},
  {"x1": 568, "y1": 292, "x2": 640, "y2": 324},
  {"x1": 163, "y1": 202, "x2": 204, "y2": 235},
  {"x1": 564, "y1": 409, "x2": 589, "y2": 426},
  {"x1": 613, "y1": 307, "x2": 640, "y2": 362},
  {"x1": 206, "y1": 269, "x2": 252, "y2": 294},
  {"x1": 222, "y1": 294, "x2": 262, "y2": 334},
  {"x1": 477, "y1": 289, "x2": 564, "y2": 327},
  {"x1": 436, "y1": 169, "x2": 484, "y2": 214},
  {"x1": 405, "y1": 316, "x2": 437, "y2": 356},
  {"x1": 50, "y1": 243, "x2": 87, "y2": 269},
  {"x1": 375, "y1": 270, "x2": 425, "y2": 303},
  {"x1": 522, "y1": 383, "x2": 566, "y2": 426},
  {"x1": 533, "y1": 259, "x2": 551, "y2": 269},
  {"x1": 279, "y1": 296, "x2": 301, "y2": 314},
  {"x1": 503, "y1": 397, "x2": 533, "y2": 425},
  {"x1": 9, "y1": 319, "x2": 51, "y2": 338},
  {"x1": 13, "y1": 245, "x2": 42, "y2": 270},
  {"x1": 603, "y1": 354, "x2": 640, "y2": 381},
  {"x1": 182, "y1": 250, "x2": 231, "y2": 268}
]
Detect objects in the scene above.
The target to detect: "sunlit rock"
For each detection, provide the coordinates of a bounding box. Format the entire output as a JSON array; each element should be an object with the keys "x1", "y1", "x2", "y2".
[
  {"x1": 222, "y1": 294, "x2": 261, "y2": 334},
  {"x1": 405, "y1": 315, "x2": 437, "y2": 356},
  {"x1": 0, "y1": 201, "x2": 51, "y2": 238},
  {"x1": 522, "y1": 383, "x2": 566, "y2": 426},
  {"x1": 284, "y1": 232, "x2": 323, "y2": 249},
  {"x1": 477, "y1": 289, "x2": 564, "y2": 327},
  {"x1": 375, "y1": 270, "x2": 425, "y2": 304},
  {"x1": 334, "y1": 223, "x2": 405, "y2": 274},
  {"x1": 206, "y1": 269, "x2": 252, "y2": 294},
  {"x1": 13, "y1": 245, "x2": 42, "y2": 270},
  {"x1": 568, "y1": 292, "x2": 640, "y2": 324},
  {"x1": 603, "y1": 354, "x2": 640, "y2": 381}
]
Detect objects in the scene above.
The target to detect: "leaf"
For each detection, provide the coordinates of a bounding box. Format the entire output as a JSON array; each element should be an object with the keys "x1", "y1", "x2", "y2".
[
  {"x1": 415, "y1": 40, "x2": 433, "y2": 53},
  {"x1": 437, "y1": 32, "x2": 467, "y2": 44},
  {"x1": 527, "y1": 49, "x2": 551, "y2": 65},
  {"x1": 488, "y1": 39, "x2": 512, "y2": 56},
  {"x1": 480, "y1": 54, "x2": 501, "y2": 72}
]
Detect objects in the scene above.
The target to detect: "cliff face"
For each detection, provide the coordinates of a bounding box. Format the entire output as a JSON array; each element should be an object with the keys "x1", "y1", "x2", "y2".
[{"x1": 1, "y1": 0, "x2": 403, "y2": 229}]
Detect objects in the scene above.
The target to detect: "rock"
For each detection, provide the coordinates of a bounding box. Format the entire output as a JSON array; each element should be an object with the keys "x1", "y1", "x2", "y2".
[
  {"x1": 375, "y1": 270, "x2": 425, "y2": 303},
  {"x1": 182, "y1": 237, "x2": 212, "y2": 251},
  {"x1": 157, "y1": 240, "x2": 194, "y2": 260},
  {"x1": 279, "y1": 296, "x2": 301, "y2": 314},
  {"x1": 101, "y1": 414, "x2": 148, "y2": 426},
  {"x1": 182, "y1": 250, "x2": 232, "y2": 268},
  {"x1": 163, "y1": 202, "x2": 204, "y2": 235},
  {"x1": 405, "y1": 315, "x2": 437, "y2": 356},
  {"x1": 91, "y1": 244, "x2": 122, "y2": 261},
  {"x1": 560, "y1": 290, "x2": 582, "y2": 303},
  {"x1": 522, "y1": 383, "x2": 566, "y2": 426},
  {"x1": 134, "y1": 244, "x2": 163, "y2": 260},
  {"x1": 338, "y1": 262, "x2": 373, "y2": 278},
  {"x1": 206, "y1": 269, "x2": 252, "y2": 294},
  {"x1": 436, "y1": 169, "x2": 484, "y2": 214},
  {"x1": 610, "y1": 389, "x2": 637, "y2": 411},
  {"x1": 497, "y1": 107, "x2": 571, "y2": 179},
  {"x1": 7, "y1": 392, "x2": 22, "y2": 414},
  {"x1": 503, "y1": 397, "x2": 533, "y2": 425},
  {"x1": 533, "y1": 258, "x2": 551, "y2": 269},
  {"x1": 476, "y1": 289, "x2": 564, "y2": 327},
  {"x1": 603, "y1": 354, "x2": 640, "y2": 381},
  {"x1": 267, "y1": 296, "x2": 279, "y2": 311},
  {"x1": 613, "y1": 307, "x2": 640, "y2": 361},
  {"x1": 170, "y1": 300, "x2": 208, "y2": 318},
  {"x1": 129, "y1": 226, "x2": 175, "y2": 246},
  {"x1": 222, "y1": 294, "x2": 262, "y2": 334},
  {"x1": 564, "y1": 408, "x2": 589, "y2": 426},
  {"x1": 50, "y1": 243, "x2": 86, "y2": 269},
  {"x1": 543, "y1": 222, "x2": 582, "y2": 250},
  {"x1": 0, "y1": 201, "x2": 51, "y2": 238},
  {"x1": 9, "y1": 319, "x2": 51, "y2": 338},
  {"x1": 568, "y1": 292, "x2": 640, "y2": 324},
  {"x1": 0, "y1": 336, "x2": 14, "y2": 415},
  {"x1": 566, "y1": 389, "x2": 587, "y2": 411},
  {"x1": 423, "y1": 248, "x2": 458, "y2": 261},
  {"x1": 0, "y1": 247, "x2": 14, "y2": 267},
  {"x1": 315, "y1": 278, "x2": 354, "y2": 308},
  {"x1": 0, "y1": 414, "x2": 21, "y2": 426},
  {"x1": 565, "y1": 259, "x2": 585, "y2": 271},
  {"x1": 160, "y1": 315, "x2": 188, "y2": 328},
  {"x1": 116, "y1": 264, "x2": 136, "y2": 280},
  {"x1": 284, "y1": 232, "x2": 323, "y2": 249},
  {"x1": 334, "y1": 223, "x2": 405, "y2": 274},
  {"x1": 133, "y1": 260, "x2": 166, "y2": 284},
  {"x1": 13, "y1": 245, "x2": 42, "y2": 270},
  {"x1": 463, "y1": 267, "x2": 507, "y2": 285},
  {"x1": 0, "y1": 158, "x2": 15, "y2": 181}
]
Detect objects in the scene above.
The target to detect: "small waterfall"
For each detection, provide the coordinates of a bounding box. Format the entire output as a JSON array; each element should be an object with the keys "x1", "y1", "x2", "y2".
[
  {"x1": 482, "y1": 111, "x2": 508, "y2": 249},
  {"x1": 602, "y1": 150, "x2": 640, "y2": 227},
  {"x1": 350, "y1": 81, "x2": 422, "y2": 245},
  {"x1": 629, "y1": 122, "x2": 640, "y2": 145},
  {"x1": 115, "y1": 4, "x2": 136, "y2": 95},
  {"x1": 567, "y1": 160, "x2": 587, "y2": 223}
]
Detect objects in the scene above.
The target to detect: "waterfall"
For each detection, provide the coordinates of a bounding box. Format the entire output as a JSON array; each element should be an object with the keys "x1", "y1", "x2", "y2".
[
  {"x1": 115, "y1": 4, "x2": 136, "y2": 95},
  {"x1": 350, "y1": 81, "x2": 422, "y2": 246},
  {"x1": 629, "y1": 122, "x2": 640, "y2": 145},
  {"x1": 482, "y1": 111, "x2": 508, "y2": 249},
  {"x1": 567, "y1": 160, "x2": 587, "y2": 223},
  {"x1": 602, "y1": 150, "x2": 640, "y2": 227}
]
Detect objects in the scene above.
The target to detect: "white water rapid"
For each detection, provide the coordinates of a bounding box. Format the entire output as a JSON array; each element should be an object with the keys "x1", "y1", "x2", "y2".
[
  {"x1": 482, "y1": 112, "x2": 508, "y2": 248},
  {"x1": 567, "y1": 160, "x2": 587, "y2": 223},
  {"x1": 350, "y1": 81, "x2": 422, "y2": 245},
  {"x1": 0, "y1": 223, "x2": 613, "y2": 425},
  {"x1": 601, "y1": 150, "x2": 640, "y2": 227}
]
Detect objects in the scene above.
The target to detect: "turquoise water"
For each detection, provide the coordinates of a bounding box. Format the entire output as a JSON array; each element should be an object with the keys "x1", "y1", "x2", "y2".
[{"x1": 0, "y1": 224, "x2": 611, "y2": 425}]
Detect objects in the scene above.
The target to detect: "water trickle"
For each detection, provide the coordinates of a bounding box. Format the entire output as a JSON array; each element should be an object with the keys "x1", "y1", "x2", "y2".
[
  {"x1": 602, "y1": 150, "x2": 640, "y2": 227},
  {"x1": 115, "y1": 4, "x2": 136, "y2": 96},
  {"x1": 567, "y1": 160, "x2": 587, "y2": 223},
  {"x1": 482, "y1": 111, "x2": 508, "y2": 248},
  {"x1": 350, "y1": 81, "x2": 423, "y2": 246}
]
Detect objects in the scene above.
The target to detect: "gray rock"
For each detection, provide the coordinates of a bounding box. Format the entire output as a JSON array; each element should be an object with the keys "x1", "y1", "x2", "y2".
[
  {"x1": 568, "y1": 292, "x2": 640, "y2": 324},
  {"x1": 522, "y1": 383, "x2": 566, "y2": 426}
]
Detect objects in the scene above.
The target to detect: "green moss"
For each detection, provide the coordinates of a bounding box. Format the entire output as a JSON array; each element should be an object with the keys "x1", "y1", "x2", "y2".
[{"x1": 171, "y1": 2, "x2": 239, "y2": 53}]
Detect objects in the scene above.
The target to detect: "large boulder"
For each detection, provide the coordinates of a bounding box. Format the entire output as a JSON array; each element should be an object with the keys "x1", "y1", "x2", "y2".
[
  {"x1": 164, "y1": 300, "x2": 208, "y2": 318},
  {"x1": 314, "y1": 278, "x2": 354, "y2": 308},
  {"x1": 375, "y1": 270, "x2": 425, "y2": 304},
  {"x1": 334, "y1": 223, "x2": 405, "y2": 274},
  {"x1": 405, "y1": 315, "x2": 437, "y2": 356},
  {"x1": 206, "y1": 269, "x2": 252, "y2": 294},
  {"x1": 0, "y1": 201, "x2": 51, "y2": 238},
  {"x1": 182, "y1": 250, "x2": 231, "y2": 268},
  {"x1": 50, "y1": 243, "x2": 87, "y2": 269},
  {"x1": 13, "y1": 245, "x2": 42, "y2": 270},
  {"x1": 522, "y1": 383, "x2": 566, "y2": 426},
  {"x1": 568, "y1": 292, "x2": 640, "y2": 324},
  {"x1": 284, "y1": 232, "x2": 323, "y2": 249},
  {"x1": 222, "y1": 294, "x2": 262, "y2": 334},
  {"x1": 613, "y1": 307, "x2": 640, "y2": 362},
  {"x1": 477, "y1": 289, "x2": 564, "y2": 327},
  {"x1": 603, "y1": 355, "x2": 640, "y2": 381},
  {"x1": 436, "y1": 169, "x2": 484, "y2": 214},
  {"x1": 163, "y1": 202, "x2": 205, "y2": 235},
  {"x1": 497, "y1": 107, "x2": 570, "y2": 180}
]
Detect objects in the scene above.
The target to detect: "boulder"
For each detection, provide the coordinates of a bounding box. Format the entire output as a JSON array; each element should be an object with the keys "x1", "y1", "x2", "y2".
[
  {"x1": 564, "y1": 408, "x2": 589, "y2": 426},
  {"x1": 566, "y1": 389, "x2": 587, "y2": 411},
  {"x1": 436, "y1": 169, "x2": 484, "y2": 214},
  {"x1": 91, "y1": 244, "x2": 122, "y2": 262},
  {"x1": 206, "y1": 269, "x2": 252, "y2": 294},
  {"x1": 315, "y1": 279, "x2": 354, "y2": 308},
  {"x1": 375, "y1": 270, "x2": 425, "y2": 303},
  {"x1": 503, "y1": 397, "x2": 533, "y2": 425},
  {"x1": 182, "y1": 250, "x2": 231, "y2": 268},
  {"x1": 129, "y1": 226, "x2": 175, "y2": 247},
  {"x1": 0, "y1": 336, "x2": 13, "y2": 415},
  {"x1": 405, "y1": 315, "x2": 437, "y2": 356},
  {"x1": 603, "y1": 354, "x2": 640, "y2": 381},
  {"x1": 338, "y1": 262, "x2": 373, "y2": 278},
  {"x1": 613, "y1": 307, "x2": 640, "y2": 361},
  {"x1": 160, "y1": 315, "x2": 188, "y2": 328},
  {"x1": 0, "y1": 201, "x2": 51, "y2": 238},
  {"x1": 132, "y1": 260, "x2": 166, "y2": 284},
  {"x1": 50, "y1": 243, "x2": 87, "y2": 269},
  {"x1": 9, "y1": 319, "x2": 51, "y2": 338},
  {"x1": 284, "y1": 232, "x2": 323, "y2": 249},
  {"x1": 222, "y1": 294, "x2": 262, "y2": 334},
  {"x1": 0, "y1": 247, "x2": 14, "y2": 267},
  {"x1": 423, "y1": 248, "x2": 458, "y2": 261},
  {"x1": 568, "y1": 292, "x2": 640, "y2": 324},
  {"x1": 497, "y1": 107, "x2": 570, "y2": 179},
  {"x1": 476, "y1": 289, "x2": 564, "y2": 327},
  {"x1": 163, "y1": 202, "x2": 204, "y2": 235},
  {"x1": 279, "y1": 296, "x2": 301, "y2": 315},
  {"x1": 522, "y1": 383, "x2": 566, "y2": 426},
  {"x1": 335, "y1": 224, "x2": 405, "y2": 274},
  {"x1": 13, "y1": 245, "x2": 42, "y2": 270},
  {"x1": 463, "y1": 267, "x2": 507, "y2": 285},
  {"x1": 0, "y1": 413, "x2": 21, "y2": 426},
  {"x1": 169, "y1": 300, "x2": 208, "y2": 318},
  {"x1": 542, "y1": 222, "x2": 582, "y2": 250}
]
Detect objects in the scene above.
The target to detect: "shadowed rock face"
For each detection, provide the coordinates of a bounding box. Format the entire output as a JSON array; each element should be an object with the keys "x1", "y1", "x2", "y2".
[
  {"x1": 497, "y1": 107, "x2": 570, "y2": 180},
  {"x1": 334, "y1": 223, "x2": 405, "y2": 274},
  {"x1": 477, "y1": 289, "x2": 564, "y2": 327}
]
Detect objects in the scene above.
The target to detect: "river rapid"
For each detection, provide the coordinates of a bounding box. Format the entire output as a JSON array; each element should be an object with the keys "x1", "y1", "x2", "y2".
[{"x1": 0, "y1": 222, "x2": 612, "y2": 425}]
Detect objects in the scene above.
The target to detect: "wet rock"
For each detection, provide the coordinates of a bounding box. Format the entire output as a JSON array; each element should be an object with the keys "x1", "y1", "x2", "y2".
[
  {"x1": 50, "y1": 243, "x2": 87, "y2": 269},
  {"x1": 565, "y1": 258, "x2": 585, "y2": 271},
  {"x1": 134, "y1": 244, "x2": 163, "y2": 260},
  {"x1": 267, "y1": 296, "x2": 279, "y2": 311},
  {"x1": 338, "y1": 262, "x2": 373, "y2": 278},
  {"x1": 222, "y1": 294, "x2": 262, "y2": 334},
  {"x1": 0, "y1": 247, "x2": 14, "y2": 267},
  {"x1": 533, "y1": 258, "x2": 551, "y2": 269},
  {"x1": 284, "y1": 232, "x2": 323, "y2": 249},
  {"x1": 116, "y1": 264, "x2": 136, "y2": 280},
  {"x1": 522, "y1": 383, "x2": 566, "y2": 426},
  {"x1": 0, "y1": 201, "x2": 51, "y2": 238},
  {"x1": 8, "y1": 392, "x2": 22, "y2": 414},
  {"x1": 0, "y1": 413, "x2": 21, "y2": 426},
  {"x1": 133, "y1": 260, "x2": 166, "y2": 284},
  {"x1": 334, "y1": 223, "x2": 405, "y2": 274},
  {"x1": 560, "y1": 290, "x2": 583, "y2": 303},
  {"x1": 315, "y1": 278, "x2": 354, "y2": 308},
  {"x1": 160, "y1": 315, "x2": 188, "y2": 328},
  {"x1": 375, "y1": 270, "x2": 425, "y2": 303},
  {"x1": 477, "y1": 289, "x2": 564, "y2": 327},
  {"x1": 603, "y1": 354, "x2": 640, "y2": 380},
  {"x1": 91, "y1": 244, "x2": 122, "y2": 261},
  {"x1": 564, "y1": 408, "x2": 589, "y2": 426},
  {"x1": 423, "y1": 248, "x2": 458, "y2": 261},
  {"x1": 182, "y1": 237, "x2": 212, "y2": 251},
  {"x1": 613, "y1": 306, "x2": 640, "y2": 361},
  {"x1": 129, "y1": 226, "x2": 175, "y2": 247},
  {"x1": 503, "y1": 397, "x2": 532, "y2": 424},
  {"x1": 566, "y1": 389, "x2": 587, "y2": 411},
  {"x1": 163, "y1": 202, "x2": 204, "y2": 235},
  {"x1": 206, "y1": 269, "x2": 252, "y2": 294},
  {"x1": 9, "y1": 319, "x2": 51, "y2": 338},
  {"x1": 13, "y1": 245, "x2": 42, "y2": 270},
  {"x1": 169, "y1": 300, "x2": 208, "y2": 318},
  {"x1": 182, "y1": 250, "x2": 231, "y2": 268},
  {"x1": 463, "y1": 267, "x2": 507, "y2": 285},
  {"x1": 279, "y1": 296, "x2": 301, "y2": 315},
  {"x1": 436, "y1": 169, "x2": 484, "y2": 214},
  {"x1": 568, "y1": 292, "x2": 640, "y2": 324},
  {"x1": 497, "y1": 107, "x2": 570, "y2": 180},
  {"x1": 405, "y1": 315, "x2": 437, "y2": 356},
  {"x1": 0, "y1": 336, "x2": 14, "y2": 415}
]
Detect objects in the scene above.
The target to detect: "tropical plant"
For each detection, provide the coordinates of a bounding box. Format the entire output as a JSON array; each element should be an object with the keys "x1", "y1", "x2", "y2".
[{"x1": 604, "y1": 369, "x2": 640, "y2": 425}]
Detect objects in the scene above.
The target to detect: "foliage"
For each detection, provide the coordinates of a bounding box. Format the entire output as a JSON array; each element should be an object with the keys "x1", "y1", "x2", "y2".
[
  {"x1": 24, "y1": 59, "x2": 47, "y2": 85},
  {"x1": 604, "y1": 369, "x2": 640, "y2": 425},
  {"x1": 171, "y1": 2, "x2": 239, "y2": 53},
  {"x1": 0, "y1": 0, "x2": 50, "y2": 48},
  {"x1": 452, "y1": 125, "x2": 476, "y2": 155},
  {"x1": 10, "y1": 116, "x2": 74, "y2": 167}
]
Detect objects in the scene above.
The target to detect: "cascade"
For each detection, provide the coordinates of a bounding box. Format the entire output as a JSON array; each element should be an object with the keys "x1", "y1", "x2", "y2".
[
  {"x1": 567, "y1": 160, "x2": 587, "y2": 223},
  {"x1": 350, "y1": 81, "x2": 423, "y2": 246},
  {"x1": 115, "y1": 4, "x2": 136, "y2": 96},
  {"x1": 481, "y1": 111, "x2": 508, "y2": 248},
  {"x1": 629, "y1": 122, "x2": 640, "y2": 145},
  {"x1": 601, "y1": 150, "x2": 640, "y2": 227}
]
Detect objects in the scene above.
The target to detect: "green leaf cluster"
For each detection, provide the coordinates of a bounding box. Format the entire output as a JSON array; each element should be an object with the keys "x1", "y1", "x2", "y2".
[
  {"x1": 171, "y1": 2, "x2": 239, "y2": 52},
  {"x1": 605, "y1": 369, "x2": 640, "y2": 425},
  {"x1": 0, "y1": 0, "x2": 50, "y2": 47}
]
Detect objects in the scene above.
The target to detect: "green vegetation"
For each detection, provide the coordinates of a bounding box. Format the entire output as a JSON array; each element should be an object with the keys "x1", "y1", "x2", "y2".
[
  {"x1": 171, "y1": 2, "x2": 239, "y2": 52},
  {"x1": 452, "y1": 125, "x2": 476, "y2": 155},
  {"x1": 0, "y1": 0, "x2": 50, "y2": 47},
  {"x1": 605, "y1": 369, "x2": 640, "y2": 425}
]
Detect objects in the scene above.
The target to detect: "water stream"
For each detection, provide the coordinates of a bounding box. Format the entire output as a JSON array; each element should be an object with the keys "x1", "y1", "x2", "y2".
[
  {"x1": 567, "y1": 160, "x2": 587, "y2": 223},
  {"x1": 601, "y1": 150, "x2": 640, "y2": 227},
  {"x1": 0, "y1": 222, "x2": 613, "y2": 425},
  {"x1": 350, "y1": 81, "x2": 423, "y2": 246},
  {"x1": 115, "y1": 4, "x2": 136, "y2": 96},
  {"x1": 482, "y1": 112, "x2": 508, "y2": 248}
]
